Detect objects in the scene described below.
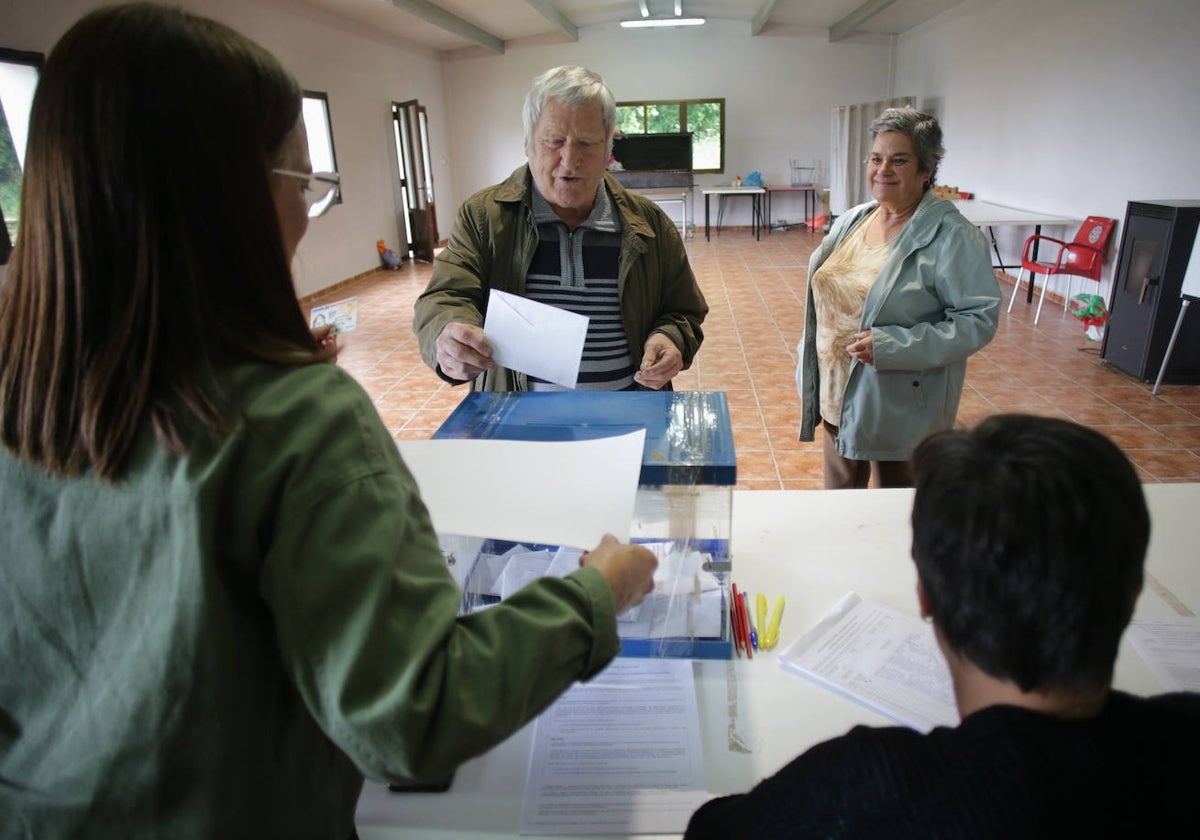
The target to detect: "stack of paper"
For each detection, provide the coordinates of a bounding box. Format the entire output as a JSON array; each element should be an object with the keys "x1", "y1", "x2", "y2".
[
  {"x1": 520, "y1": 659, "x2": 708, "y2": 835},
  {"x1": 778, "y1": 592, "x2": 959, "y2": 733}
]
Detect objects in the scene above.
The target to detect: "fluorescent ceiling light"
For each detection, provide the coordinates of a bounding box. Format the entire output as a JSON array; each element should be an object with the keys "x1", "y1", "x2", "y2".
[{"x1": 620, "y1": 17, "x2": 706, "y2": 27}]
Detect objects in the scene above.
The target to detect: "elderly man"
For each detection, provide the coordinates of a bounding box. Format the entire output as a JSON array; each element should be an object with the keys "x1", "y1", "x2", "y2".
[{"x1": 413, "y1": 65, "x2": 707, "y2": 391}]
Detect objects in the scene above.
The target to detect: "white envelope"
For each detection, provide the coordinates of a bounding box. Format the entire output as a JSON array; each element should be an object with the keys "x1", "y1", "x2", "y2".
[{"x1": 484, "y1": 289, "x2": 587, "y2": 389}]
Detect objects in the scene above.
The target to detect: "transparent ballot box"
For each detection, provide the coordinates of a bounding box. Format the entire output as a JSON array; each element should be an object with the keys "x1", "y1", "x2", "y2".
[{"x1": 433, "y1": 391, "x2": 736, "y2": 659}]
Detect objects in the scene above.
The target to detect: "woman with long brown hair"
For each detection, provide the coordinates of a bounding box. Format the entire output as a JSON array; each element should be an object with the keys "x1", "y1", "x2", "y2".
[{"x1": 0, "y1": 5, "x2": 655, "y2": 836}]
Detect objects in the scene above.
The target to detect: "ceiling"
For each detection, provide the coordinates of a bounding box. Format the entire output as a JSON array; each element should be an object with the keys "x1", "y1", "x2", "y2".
[{"x1": 296, "y1": 0, "x2": 967, "y2": 54}]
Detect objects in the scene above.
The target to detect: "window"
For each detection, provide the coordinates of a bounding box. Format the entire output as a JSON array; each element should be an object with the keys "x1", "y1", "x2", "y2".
[
  {"x1": 615, "y1": 98, "x2": 724, "y2": 173},
  {"x1": 0, "y1": 48, "x2": 43, "y2": 265},
  {"x1": 301, "y1": 90, "x2": 341, "y2": 217}
]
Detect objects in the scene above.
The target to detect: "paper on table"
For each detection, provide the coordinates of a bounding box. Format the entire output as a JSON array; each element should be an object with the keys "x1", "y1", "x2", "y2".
[
  {"x1": 1127, "y1": 616, "x2": 1200, "y2": 692},
  {"x1": 485, "y1": 289, "x2": 588, "y2": 389},
  {"x1": 779, "y1": 592, "x2": 958, "y2": 733},
  {"x1": 521, "y1": 658, "x2": 708, "y2": 835},
  {"x1": 397, "y1": 430, "x2": 645, "y2": 550}
]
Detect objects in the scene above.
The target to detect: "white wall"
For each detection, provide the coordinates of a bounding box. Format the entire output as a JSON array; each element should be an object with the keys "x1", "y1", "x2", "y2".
[
  {"x1": 2, "y1": 0, "x2": 450, "y2": 297},
  {"x1": 895, "y1": 0, "x2": 1200, "y2": 300},
  {"x1": 7, "y1": 0, "x2": 1199, "y2": 300},
  {"x1": 439, "y1": 20, "x2": 897, "y2": 229}
]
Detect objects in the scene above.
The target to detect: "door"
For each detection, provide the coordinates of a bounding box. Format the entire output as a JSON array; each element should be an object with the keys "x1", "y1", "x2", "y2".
[
  {"x1": 1103, "y1": 211, "x2": 1169, "y2": 378},
  {"x1": 392, "y1": 99, "x2": 438, "y2": 263}
]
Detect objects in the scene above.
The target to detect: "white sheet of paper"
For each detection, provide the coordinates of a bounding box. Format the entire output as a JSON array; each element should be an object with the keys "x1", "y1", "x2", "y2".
[
  {"x1": 520, "y1": 659, "x2": 707, "y2": 836},
  {"x1": 484, "y1": 289, "x2": 587, "y2": 388},
  {"x1": 497, "y1": 550, "x2": 553, "y2": 600},
  {"x1": 546, "y1": 546, "x2": 585, "y2": 578},
  {"x1": 1127, "y1": 616, "x2": 1200, "y2": 691},
  {"x1": 616, "y1": 590, "x2": 724, "y2": 640},
  {"x1": 779, "y1": 592, "x2": 959, "y2": 733},
  {"x1": 397, "y1": 430, "x2": 645, "y2": 549}
]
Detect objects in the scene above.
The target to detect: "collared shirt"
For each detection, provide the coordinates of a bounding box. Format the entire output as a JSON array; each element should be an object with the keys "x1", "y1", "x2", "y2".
[{"x1": 527, "y1": 182, "x2": 636, "y2": 391}]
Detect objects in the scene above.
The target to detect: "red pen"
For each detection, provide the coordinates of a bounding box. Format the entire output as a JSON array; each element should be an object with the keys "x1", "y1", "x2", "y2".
[
  {"x1": 732, "y1": 583, "x2": 752, "y2": 660},
  {"x1": 729, "y1": 597, "x2": 742, "y2": 656},
  {"x1": 738, "y1": 588, "x2": 753, "y2": 660},
  {"x1": 730, "y1": 584, "x2": 742, "y2": 655}
]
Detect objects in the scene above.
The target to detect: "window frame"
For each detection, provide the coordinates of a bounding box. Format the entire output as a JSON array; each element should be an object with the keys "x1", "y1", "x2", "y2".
[
  {"x1": 0, "y1": 46, "x2": 44, "y2": 265},
  {"x1": 300, "y1": 89, "x2": 341, "y2": 216},
  {"x1": 615, "y1": 98, "x2": 725, "y2": 174}
]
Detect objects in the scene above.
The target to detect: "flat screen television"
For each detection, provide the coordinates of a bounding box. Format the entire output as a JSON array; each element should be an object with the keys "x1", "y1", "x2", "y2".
[
  {"x1": 611, "y1": 132, "x2": 693, "y2": 173},
  {"x1": 1, "y1": 47, "x2": 44, "y2": 266}
]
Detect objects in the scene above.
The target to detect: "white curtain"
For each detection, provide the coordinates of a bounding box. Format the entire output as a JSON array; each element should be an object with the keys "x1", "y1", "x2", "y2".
[{"x1": 829, "y1": 96, "x2": 914, "y2": 216}]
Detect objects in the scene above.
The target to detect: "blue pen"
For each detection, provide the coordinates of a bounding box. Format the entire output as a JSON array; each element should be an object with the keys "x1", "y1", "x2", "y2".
[{"x1": 743, "y1": 592, "x2": 758, "y2": 651}]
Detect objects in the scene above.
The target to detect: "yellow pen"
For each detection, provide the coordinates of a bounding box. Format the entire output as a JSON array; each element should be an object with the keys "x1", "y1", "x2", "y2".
[
  {"x1": 756, "y1": 593, "x2": 768, "y2": 643},
  {"x1": 762, "y1": 595, "x2": 786, "y2": 650}
]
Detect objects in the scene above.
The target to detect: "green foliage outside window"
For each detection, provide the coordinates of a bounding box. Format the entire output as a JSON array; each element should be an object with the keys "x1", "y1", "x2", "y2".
[
  {"x1": 0, "y1": 104, "x2": 21, "y2": 244},
  {"x1": 615, "y1": 98, "x2": 724, "y2": 173}
]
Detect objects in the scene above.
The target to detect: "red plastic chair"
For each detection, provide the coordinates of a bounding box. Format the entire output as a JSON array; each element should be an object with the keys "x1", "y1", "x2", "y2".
[{"x1": 1008, "y1": 216, "x2": 1116, "y2": 325}]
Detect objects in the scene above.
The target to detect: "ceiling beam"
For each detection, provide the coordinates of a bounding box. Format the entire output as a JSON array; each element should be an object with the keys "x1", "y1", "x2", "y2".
[
  {"x1": 384, "y1": 0, "x2": 505, "y2": 53},
  {"x1": 525, "y1": 0, "x2": 578, "y2": 40},
  {"x1": 750, "y1": 0, "x2": 779, "y2": 36},
  {"x1": 829, "y1": 0, "x2": 899, "y2": 42}
]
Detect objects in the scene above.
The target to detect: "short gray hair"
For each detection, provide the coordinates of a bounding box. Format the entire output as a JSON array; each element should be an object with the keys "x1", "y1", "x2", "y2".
[
  {"x1": 523, "y1": 65, "x2": 617, "y2": 153},
  {"x1": 870, "y1": 106, "x2": 944, "y2": 188}
]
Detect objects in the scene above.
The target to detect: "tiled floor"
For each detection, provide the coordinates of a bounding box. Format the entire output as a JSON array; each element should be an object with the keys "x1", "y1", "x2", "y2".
[{"x1": 304, "y1": 226, "x2": 1200, "y2": 489}]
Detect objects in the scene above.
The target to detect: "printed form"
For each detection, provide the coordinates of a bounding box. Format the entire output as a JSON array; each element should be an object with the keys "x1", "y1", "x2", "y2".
[
  {"x1": 779, "y1": 592, "x2": 959, "y2": 733},
  {"x1": 520, "y1": 658, "x2": 708, "y2": 835},
  {"x1": 1127, "y1": 616, "x2": 1200, "y2": 692}
]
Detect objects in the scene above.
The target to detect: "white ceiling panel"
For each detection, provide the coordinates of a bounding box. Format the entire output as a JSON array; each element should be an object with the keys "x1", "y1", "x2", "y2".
[{"x1": 291, "y1": 0, "x2": 967, "y2": 53}]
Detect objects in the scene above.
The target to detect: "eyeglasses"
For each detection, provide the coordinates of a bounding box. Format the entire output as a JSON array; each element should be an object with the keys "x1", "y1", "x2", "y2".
[{"x1": 272, "y1": 169, "x2": 341, "y2": 218}]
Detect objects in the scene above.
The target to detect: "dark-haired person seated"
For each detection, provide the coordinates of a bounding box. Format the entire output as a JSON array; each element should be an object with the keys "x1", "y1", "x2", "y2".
[{"x1": 685, "y1": 414, "x2": 1200, "y2": 839}]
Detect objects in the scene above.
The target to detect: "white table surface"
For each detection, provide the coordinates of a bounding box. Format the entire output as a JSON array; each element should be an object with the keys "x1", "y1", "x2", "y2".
[
  {"x1": 357, "y1": 484, "x2": 1198, "y2": 839},
  {"x1": 955, "y1": 199, "x2": 1077, "y2": 229},
  {"x1": 700, "y1": 186, "x2": 765, "y2": 195}
]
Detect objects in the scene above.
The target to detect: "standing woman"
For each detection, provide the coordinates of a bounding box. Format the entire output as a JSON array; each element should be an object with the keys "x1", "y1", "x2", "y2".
[
  {"x1": 796, "y1": 107, "x2": 1001, "y2": 489},
  {"x1": 0, "y1": 4, "x2": 655, "y2": 837}
]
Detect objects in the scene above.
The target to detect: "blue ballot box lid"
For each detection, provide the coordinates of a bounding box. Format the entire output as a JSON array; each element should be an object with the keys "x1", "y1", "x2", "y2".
[{"x1": 433, "y1": 391, "x2": 737, "y2": 486}]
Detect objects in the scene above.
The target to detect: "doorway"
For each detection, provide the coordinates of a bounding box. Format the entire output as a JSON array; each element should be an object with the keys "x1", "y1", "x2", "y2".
[{"x1": 392, "y1": 99, "x2": 437, "y2": 263}]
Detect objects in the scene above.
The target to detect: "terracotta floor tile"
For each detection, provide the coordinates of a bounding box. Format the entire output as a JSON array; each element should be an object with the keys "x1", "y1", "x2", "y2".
[
  {"x1": 1126, "y1": 448, "x2": 1200, "y2": 481},
  {"x1": 1159, "y1": 425, "x2": 1200, "y2": 449},
  {"x1": 301, "y1": 233, "x2": 1200, "y2": 489}
]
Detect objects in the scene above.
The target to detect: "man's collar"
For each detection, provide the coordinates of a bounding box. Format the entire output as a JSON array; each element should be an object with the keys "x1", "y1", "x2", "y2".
[{"x1": 530, "y1": 178, "x2": 621, "y2": 233}]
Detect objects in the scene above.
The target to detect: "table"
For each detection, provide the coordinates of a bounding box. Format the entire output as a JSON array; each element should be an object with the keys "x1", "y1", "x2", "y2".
[
  {"x1": 357, "y1": 483, "x2": 1199, "y2": 839},
  {"x1": 634, "y1": 187, "x2": 692, "y2": 239},
  {"x1": 955, "y1": 200, "x2": 1079, "y2": 302},
  {"x1": 701, "y1": 186, "x2": 765, "y2": 241},
  {"x1": 764, "y1": 185, "x2": 818, "y2": 233}
]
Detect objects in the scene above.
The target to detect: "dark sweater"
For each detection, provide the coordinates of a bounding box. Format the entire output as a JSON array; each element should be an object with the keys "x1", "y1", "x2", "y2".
[{"x1": 685, "y1": 691, "x2": 1200, "y2": 839}]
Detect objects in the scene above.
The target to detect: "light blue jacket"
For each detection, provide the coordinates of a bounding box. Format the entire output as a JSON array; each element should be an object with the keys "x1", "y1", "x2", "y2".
[{"x1": 797, "y1": 189, "x2": 1001, "y2": 461}]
